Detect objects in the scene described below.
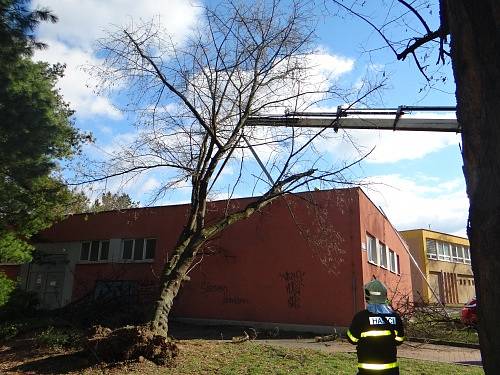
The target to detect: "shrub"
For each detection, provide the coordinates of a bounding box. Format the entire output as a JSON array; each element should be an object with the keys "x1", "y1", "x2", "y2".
[
  {"x1": 0, "y1": 288, "x2": 39, "y2": 320},
  {"x1": 0, "y1": 322, "x2": 20, "y2": 341},
  {"x1": 36, "y1": 326, "x2": 80, "y2": 349},
  {"x1": 0, "y1": 272, "x2": 15, "y2": 307}
]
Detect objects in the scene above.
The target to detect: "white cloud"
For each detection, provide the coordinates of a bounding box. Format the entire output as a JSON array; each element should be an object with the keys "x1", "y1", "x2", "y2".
[
  {"x1": 136, "y1": 177, "x2": 161, "y2": 195},
  {"x1": 317, "y1": 129, "x2": 461, "y2": 163},
  {"x1": 101, "y1": 132, "x2": 138, "y2": 155},
  {"x1": 307, "y1": 51, "x2": 354, "y2": 80},
  {"x1": 34, "y1": 41, "x2": 122, "y2": 119},
  {"x1": 34, "y1": 0, "x2": 201, "y2": 50},
  {"x1": 362, "y1": 174, "x2": 468, "y2": 235},
  {"x1": 31, "y1": 0, "x2": 201, "y2": 120}
]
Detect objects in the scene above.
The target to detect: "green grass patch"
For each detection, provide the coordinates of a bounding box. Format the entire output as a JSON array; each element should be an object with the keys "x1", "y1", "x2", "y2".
[{"x1": 85, "y1": 340, "x2": 482, "y2": 375}]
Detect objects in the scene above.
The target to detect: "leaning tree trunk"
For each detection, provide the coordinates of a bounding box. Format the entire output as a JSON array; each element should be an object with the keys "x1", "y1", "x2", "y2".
[
  {"x1": 150, "y1": 231, "x2": 202, "y2": 337},
  {"x1": 445, "y1": 1, "x2": 500, "y2": 372}
]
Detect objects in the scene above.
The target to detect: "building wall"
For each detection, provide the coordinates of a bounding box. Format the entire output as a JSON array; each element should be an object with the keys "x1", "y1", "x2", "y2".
[
  {"x1": 172, "y1": 189, "x2": 361, "y2": 327},
  {"x1": 31, "y1": 188, "x2": 406, "y2": 328},
  {"x1": 0, "y1": 265, "x2": 20, "y2": 280},
  {"x1": 357, "y1": 191, "x2": 413, "y2": 310},
  {"x1": 400, "y1": 229, "x2": 473, "y2": 305},
  {"x1": 399, "y1": 230, "x2": 428, "y2": 303},
  {"x1": 427, "y1": 261, "x2": 474, "y2": 304},
  {"x1": 37, "y1": 203, "x2": 190, "y2": 303}
]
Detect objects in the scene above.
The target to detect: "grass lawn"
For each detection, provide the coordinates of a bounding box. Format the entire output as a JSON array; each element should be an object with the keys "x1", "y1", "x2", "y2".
[
  {"x1": 0, "y1": 319, "x2": 483, "y2": 374},
  {"x1": 75, "y1": 340, "x2": 483, "y2": 375}
]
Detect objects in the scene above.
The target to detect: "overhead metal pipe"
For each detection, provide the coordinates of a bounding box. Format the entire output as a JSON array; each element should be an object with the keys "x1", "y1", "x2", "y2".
[{"x1": 248, "y1": 106, "x2": 460, "y2": 133}]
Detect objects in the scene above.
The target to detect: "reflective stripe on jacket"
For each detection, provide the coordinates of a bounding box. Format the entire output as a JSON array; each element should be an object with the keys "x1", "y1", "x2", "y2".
[{"x1": 358, "y1": 361, "x2": 399, "y2": 370}]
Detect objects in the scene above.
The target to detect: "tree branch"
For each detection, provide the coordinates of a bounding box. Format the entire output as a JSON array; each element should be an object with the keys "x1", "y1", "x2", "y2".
[
  {"x1": 396, "y1": 26, "x2": 447, "y2": 61},
  {"x1": 123, "y1": 30, "x2": 224, "y2": 150},
  {"x1": 396, "y1": 0, "x2": 432, "y2": 34},
  {"x1": 67, "y1": 163, "x2": 191, "y2": 186}
]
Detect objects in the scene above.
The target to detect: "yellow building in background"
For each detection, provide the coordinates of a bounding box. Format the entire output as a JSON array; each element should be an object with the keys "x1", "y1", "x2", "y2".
[{"x1": 399, "y1": 229, "x2": 475, "y2": 305}]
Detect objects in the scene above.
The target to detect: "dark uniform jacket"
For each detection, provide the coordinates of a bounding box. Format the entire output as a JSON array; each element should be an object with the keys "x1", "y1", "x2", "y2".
[{"x1": 347, "y1": 309, "x2": 405, "y2": 374}]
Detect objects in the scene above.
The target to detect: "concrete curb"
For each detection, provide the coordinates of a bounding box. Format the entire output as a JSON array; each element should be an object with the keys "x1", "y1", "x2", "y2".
[{"x1": 407, "y1": 337, "x2": 480, "y2": 349}]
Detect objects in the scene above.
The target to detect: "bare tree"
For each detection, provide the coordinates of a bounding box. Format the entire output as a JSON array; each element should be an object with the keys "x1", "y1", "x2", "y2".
[
  {"x1": 329, "y1": 1, "x2": 500, "y2": 372},
  {"x1": 83, "y1": 0, "x2": 381, "y2": 338}
]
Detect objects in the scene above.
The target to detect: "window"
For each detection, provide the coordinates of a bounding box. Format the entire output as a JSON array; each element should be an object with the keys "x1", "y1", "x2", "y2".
[
  {"x1": 443, "y1": 243, "x2": 451, "y2": 260},
  {"x1": 396, "y1": 254, "x2": 400, "y2": 275},
  {"x1": 464, "y1": 247, "x2": 471, "y2": 264},
  {"x1": 379, "y1": 242, "x2": 388, "y2": 268},
  {"x1": 389, "y1": 250, "x2": 396, "y2": 273},
  {"x1": 451, "y1": 245, "x2": 459, "y2": 262},
  {"x1": 122, "y1": 238, "x2": 156, "y2": 261},
  {"x1": 367, "y1": 234, "x2": 378, "y2": 264},
  {"x1": 437, "y1": 242, "x2": 451, "y2": 261},
  {"x1": 133, "y1": 239, "x2": 144, "y2": 260},
  {"x1": 80, "y1": 240, "x2": 110, "y2": 262},
  {"x1": 428, "y1": 238, "x2": 471, "y2": 264},
  {"x1": 426, "y1": 239, "x2": 437, "y2": 260}
]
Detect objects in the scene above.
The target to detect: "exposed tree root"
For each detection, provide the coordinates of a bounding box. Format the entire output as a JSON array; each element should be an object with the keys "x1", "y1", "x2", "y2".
[{"x1": 87, "y1": 325, "x2": 178, "y2": 365}]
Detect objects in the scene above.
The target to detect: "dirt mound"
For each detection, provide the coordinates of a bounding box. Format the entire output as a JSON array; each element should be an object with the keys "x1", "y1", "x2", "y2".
[{"x1": 87, "y1": 325, "x2": 178, "y2": 365}]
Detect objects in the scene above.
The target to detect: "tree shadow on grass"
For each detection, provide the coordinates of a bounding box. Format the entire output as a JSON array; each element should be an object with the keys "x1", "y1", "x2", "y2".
[
  {"x1": 9, "y1": 350, "x2": 96, "y2": 374},
  {"x1": 169, "y1": 321, "x2": 316, "y2": 341}
]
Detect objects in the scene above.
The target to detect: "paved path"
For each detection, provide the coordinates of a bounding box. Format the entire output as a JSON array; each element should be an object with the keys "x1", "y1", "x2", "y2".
[{"x1": 256, "y1": 338, "x2": 482, "y2": 366}]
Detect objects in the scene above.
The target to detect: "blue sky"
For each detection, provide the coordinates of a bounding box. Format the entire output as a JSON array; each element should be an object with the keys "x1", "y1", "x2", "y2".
[{"x1": 32, "y1": 0, "x2": 467, "y2": 236}]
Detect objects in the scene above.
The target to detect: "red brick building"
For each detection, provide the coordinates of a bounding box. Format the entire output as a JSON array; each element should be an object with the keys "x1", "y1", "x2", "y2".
[{"x1": 1, "y1": 188, "x2": 412, "y2": 332}]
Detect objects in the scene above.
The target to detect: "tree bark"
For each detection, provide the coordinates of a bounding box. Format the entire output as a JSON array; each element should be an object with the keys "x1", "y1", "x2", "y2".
[
  {"x1": 445, "y1": 1, "x2": 500, "y2": 372},
  {"x1": 151, "y1": 232, "x2": 200, "y2": 337}
]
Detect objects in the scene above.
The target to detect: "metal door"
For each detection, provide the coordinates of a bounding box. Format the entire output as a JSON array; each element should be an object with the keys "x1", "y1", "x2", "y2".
[{"x1": 26, "y1": 254, "x2": 68, "y2": 309}]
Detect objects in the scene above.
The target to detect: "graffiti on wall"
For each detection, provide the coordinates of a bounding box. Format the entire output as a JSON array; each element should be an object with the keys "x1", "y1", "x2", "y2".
[
  {"x1": 200, "y1": 278, "x2": 248, "y2": 305},
  {"x1": 280, "y1": 270, "x2": 305, "y2": 309},
  {"x1": 201, "y1": 280, "x2": 228, "y2": 294},
  {"x1": 223, "y1": 294, "x2": 249, "y2": 305}
]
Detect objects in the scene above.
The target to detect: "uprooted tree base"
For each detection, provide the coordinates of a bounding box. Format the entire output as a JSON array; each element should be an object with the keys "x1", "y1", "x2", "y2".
[{"x1": 87, "y1": 325, "x2": 179, "y2": 366}]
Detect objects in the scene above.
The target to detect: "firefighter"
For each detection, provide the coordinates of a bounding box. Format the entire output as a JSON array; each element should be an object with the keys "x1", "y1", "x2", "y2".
[{"x1": 347, "y1": 279, "x2": 405, "y2": 374}]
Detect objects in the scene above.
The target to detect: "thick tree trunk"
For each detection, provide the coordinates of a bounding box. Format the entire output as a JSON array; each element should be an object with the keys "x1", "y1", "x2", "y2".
[
  {"x1": 445, "y1": 1, "x2": 500, "y2": 372},
  {"x1": 151, "y1": 233, "x2": 201, "y2": 337}
]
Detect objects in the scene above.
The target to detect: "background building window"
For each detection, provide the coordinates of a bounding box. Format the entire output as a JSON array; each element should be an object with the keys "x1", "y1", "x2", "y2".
[
  {"x1": 457, "y1": 246, "x2": 465, "y2": 262},
  {"x1": 379, "y1": 242, "x2": 388, "y2": 268},
  {"x1": 122, "y1": 238, "x2": 156, "y2": 261},
  {"x1": 80, "y1": 240, "x2": 110, "y2": 262},
  {"x1": 389, "y1": 250, "x2": 396, "y2": 273},
  {"x1": 437, "y1": 242, "x2": 451, "y2": 261},
  {"x1": 451, "y1": 245, "x2": 459, "y2": 262},
  {"x1": 464, "y1": 247, "x2": 471, "y2": 264},
  {"x1": 427, "y1": 238, "x2": 470, "y2": 264},
  {"x1": 367, "y1": 234, "x2": 378, "y2": 265},
  {"x1": 426, "y1": 239, "x2": 437, "y2": 259}
]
